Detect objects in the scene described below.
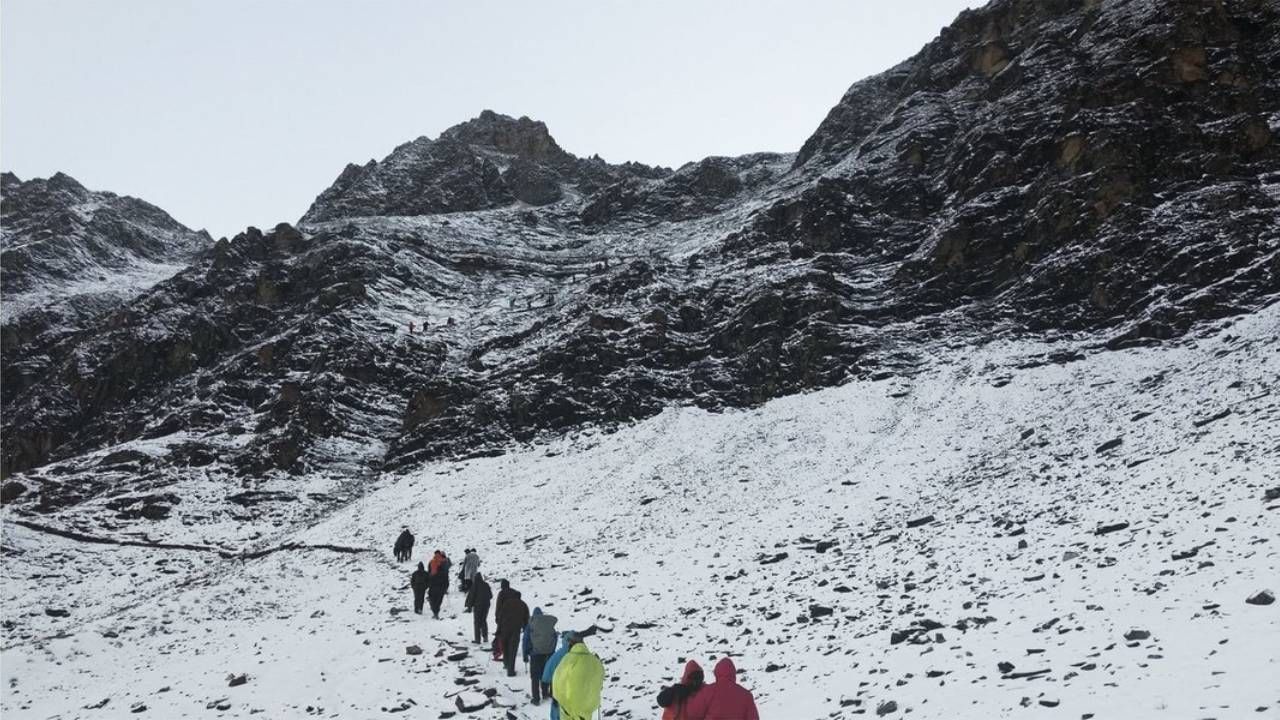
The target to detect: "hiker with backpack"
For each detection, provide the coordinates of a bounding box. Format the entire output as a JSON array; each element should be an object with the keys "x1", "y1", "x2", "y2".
[
  {"x1": 541, "y1": 631, "x2": 577, "y2": 720},
  {"x1": 522, "y1": 607, "x2": 559, "y2": 705},
  {"x1": 393, "y1": 528, "x2": 414, "y2": 562},
  {"x1": 683, "y1": 657, "x2": 759, "y2": 720},
  {"x1": 551, "y1": 634, "x2": 604, "y2": 720},
  {"x1": 426, "y1": 550, "x2": 451, "y2": 618},
  {"x1": 464, "y1": 572, "x2": 493, "y2": 644},
  {"x1": 495, "y1": 586, "x2": 530, "y2": 677},
  {"x1": 657, "y1": 660, "x2": 706, "y2": 719},
  {"x1": 409, "y1": 561, "x2": 429, "y2": 614}
]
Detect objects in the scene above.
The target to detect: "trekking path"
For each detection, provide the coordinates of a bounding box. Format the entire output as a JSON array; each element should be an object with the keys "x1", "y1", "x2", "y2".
[{"x1": 3, "y1": 305, "x2": 1279, "y2": 718}]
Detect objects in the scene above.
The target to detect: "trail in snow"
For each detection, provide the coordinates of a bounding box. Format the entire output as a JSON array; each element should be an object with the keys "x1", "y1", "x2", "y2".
[{"x1": 3, "y1": 306, "x2": 1279, "y2": 719}]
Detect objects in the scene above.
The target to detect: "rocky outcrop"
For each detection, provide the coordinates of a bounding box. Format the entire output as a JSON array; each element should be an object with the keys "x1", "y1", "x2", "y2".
[
  {"x1": 1, "y1": 172, "x2": 211, "y2": 401},
  {"x1": 299, "y1": 110, "x2": 671, "y2": 223},
  {"x1": 2, "y1": 0, "x2": 1277, "y2": 531}
]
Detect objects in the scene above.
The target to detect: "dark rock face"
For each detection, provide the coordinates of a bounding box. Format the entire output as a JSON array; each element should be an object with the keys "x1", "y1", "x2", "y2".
[
  {"x1": 1, "y1": 172, "x2": 211, "y2": 401},
  {"x1": 3, "y1": 0, "x2": 1278, "y2": 533},
  {"x1": 300, "y1": 110, "x2": 671, "y2": 223},
  {"x1": 1, "y1": 172, "x2": 208, "y2": 294}
]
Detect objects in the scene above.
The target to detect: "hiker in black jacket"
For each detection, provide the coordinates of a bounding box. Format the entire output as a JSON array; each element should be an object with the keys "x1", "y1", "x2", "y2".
[
  {"x1": 409, "y1": 562, "x2": 428, "y2": 614},
  {"x1": 464, "y1": 572, "x2": 493, "y2": 644},
  {"x1": 394, "y1": 528, "x2": 414, "y2": 562}
]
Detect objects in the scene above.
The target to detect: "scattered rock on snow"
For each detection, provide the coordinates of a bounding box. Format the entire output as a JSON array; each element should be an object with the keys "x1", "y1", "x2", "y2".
[
  {"x1": 1246, "y1": 590, "x2": 1275, "y2": 606},
  {"x1": 1095, "y1": 437, "x2": 1123, "y2": 453},
  {"x1": 906, "y1": 515, "x2": 935, "y2": 528},
  {"x1": 809, "y1": 604, "x2": 834, "y2": 619},
  {"x1": 227, "y1": 673, "x2": 248, "y2": 687},
  {"x1": 1095, "y1": 522, "x2": 1130, "y2": 535},
  {"x1": 406, "y1": 645, "x2": 422, "y2": 655}
]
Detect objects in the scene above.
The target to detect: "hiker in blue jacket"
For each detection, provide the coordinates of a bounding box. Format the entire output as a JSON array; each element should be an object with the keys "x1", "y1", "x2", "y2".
[{"x1": 540, "y1": 630, "x2": 578, "y2": 720}]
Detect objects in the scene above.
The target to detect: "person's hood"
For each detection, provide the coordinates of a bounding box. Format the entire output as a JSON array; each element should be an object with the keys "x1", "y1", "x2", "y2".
[
  {"x1": 681, "y1": 660, "x2": 704, "y2": 684},
  {"x1": 713, "y1": 657, "x2": 738, "y2": 684},
  {"x1": 532, "y1": 607, "x2": 543, "y2": 616},
  {"x1": 558, "y1": 631, "x2": 576, "y2": 649},
  {"x1": 567, "y1": 642, "x2": 590, "y2": 656},
  {"x1": 416, "y1": 562, "x2": 425, "y2": 570},
  {"x1": 511, "y1": 590, "x2": 522, "y2": 600}
]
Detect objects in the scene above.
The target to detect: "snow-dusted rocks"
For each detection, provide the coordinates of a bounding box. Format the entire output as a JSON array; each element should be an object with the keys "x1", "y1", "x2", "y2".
[
  {"x1": 2, "y1": 0, "x2": 1279, "y2": 717},
  {"x1": 3, "y1": 301, "x2": 1278, "y2": 719}
]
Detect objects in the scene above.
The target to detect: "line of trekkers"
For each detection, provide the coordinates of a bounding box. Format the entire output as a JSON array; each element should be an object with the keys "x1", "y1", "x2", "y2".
[{"x1": 393, "y1": 529, "x2": 761, "y2": 719}]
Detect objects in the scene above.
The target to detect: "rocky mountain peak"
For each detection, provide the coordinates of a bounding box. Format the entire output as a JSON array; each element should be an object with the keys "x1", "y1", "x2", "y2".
[
  {"x1": 438, "y1": 109, "x2": 571, "y2": 166},
  {"x1": 299, "y1": 111, "x2": 671, "y2": 225}
]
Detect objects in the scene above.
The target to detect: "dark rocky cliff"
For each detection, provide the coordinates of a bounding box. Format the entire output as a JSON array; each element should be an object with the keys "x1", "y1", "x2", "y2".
[{"x1": 2, "y1": 0, "x2": 1276, "y2": 537}]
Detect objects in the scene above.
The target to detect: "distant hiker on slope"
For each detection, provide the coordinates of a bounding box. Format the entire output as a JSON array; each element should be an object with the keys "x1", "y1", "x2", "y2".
[
  {"x1": 461, "y1": 548, "x2": 481, "y2": 592},
  {"x1": 427, "y1": 550, "x2": 451, "y2": 619},
  {"x1": 523, "y1": 607, "x2": 559, "y2": 705},
  {"x1": 683, "y1": 658, "x2": 758, "y2": 720},
  {"x1": 409, "y1": 561, "x2": 429, "y2": 615},
  {"x1": 551, "y1": 634, "x2": 604, "y2": 720},
  {"x1": 393, "y1": 528, "x2": 414, "y2": 562},
  {"x1": 541, "y1": 631, "x2": 578, "y2": 720},
  {"x1": 464, "y1": 571, "x2": 493, "y2": 644},
  {"x1": 495, "y1": 586, "x2": 530, "y2": 677},
  {"x1": 657, "y1": 660, "x2": 706, "y2": 719}
]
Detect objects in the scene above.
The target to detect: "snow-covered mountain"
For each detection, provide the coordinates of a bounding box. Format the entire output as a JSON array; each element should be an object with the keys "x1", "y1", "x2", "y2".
[
  {"x1": 4, "y1": 301, "x2": 1277, "y2": 718},
  {"x1": 1, "y1": 172, "x2": 211, "y2": 411},
  {"x1": 2, "y1": 0, "x2": 1278, "y2": 717}
]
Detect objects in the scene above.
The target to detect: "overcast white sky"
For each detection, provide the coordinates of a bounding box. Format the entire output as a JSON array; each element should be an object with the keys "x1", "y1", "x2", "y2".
[{"x1": 2, "y1": 1, "x2": 977, "y2": 238}]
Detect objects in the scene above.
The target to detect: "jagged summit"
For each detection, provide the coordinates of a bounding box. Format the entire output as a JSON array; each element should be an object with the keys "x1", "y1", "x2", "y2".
[
  {"x1": 299, "y1": 110, "x2": 672, "y2": 224},
  {"x1": 1, "y1": 171, "x2": 211, "y2": 413},
  {"x1": 2, "y1": 0, "x2": 1277, "y2": 535}
]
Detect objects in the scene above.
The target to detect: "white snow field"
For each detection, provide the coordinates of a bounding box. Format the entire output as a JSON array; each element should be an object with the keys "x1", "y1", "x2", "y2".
[{"x1": 3, "y1": 304, "x2": 1278, "y2": 720}]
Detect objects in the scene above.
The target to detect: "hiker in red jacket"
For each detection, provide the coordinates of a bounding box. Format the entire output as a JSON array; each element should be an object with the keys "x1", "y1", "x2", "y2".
[
  {"x1": 657, "y1": 659, "x2": 706, "y2": 719},
  {"x1": 684, "y1": 657, "x2": 759, "y2": 720}
]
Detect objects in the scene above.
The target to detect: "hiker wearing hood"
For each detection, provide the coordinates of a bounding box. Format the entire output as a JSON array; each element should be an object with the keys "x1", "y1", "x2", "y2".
[
  {"x1": 551, "y1": 638, "x2": 604, "y2": 720},
  {"x1": 393, "y1": 529, "x2": 414, "y2": 562},
  {"x1": 493, "y1": 579, "x2": 513, "y2": 648},
  {"x1": 495, "y1": 588, "x2": 530, "y2": 677},
  {"x1": 540, "y1": 632, "x2": 576, "y2": 720},
  {"x1": 657, "y1": 660, "x2": 706, "y2": 720},
  {"x1": 461, "y1": 549, "x2": 481, "y2": 591},
  {"x1": 523, "y1": 607, "x2": 559, "y2": 704},
  {"x1": 409, "y1": 562, "x2": 429, "y2": 614},
  {"x1": 464, "y1": 572, "x2": 493, "y2": 644},
  {"x1": 426, "y1": 551, "x2": 451, "y2": 618},
  {"x1": 684, "y1": 658, "x2": 758, "y2": 720}
]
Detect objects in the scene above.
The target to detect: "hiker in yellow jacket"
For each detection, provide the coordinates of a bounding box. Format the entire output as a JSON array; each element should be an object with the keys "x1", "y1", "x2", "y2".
[{"x1": 550, "y1": 638, "x2": 604, "y2": 720}]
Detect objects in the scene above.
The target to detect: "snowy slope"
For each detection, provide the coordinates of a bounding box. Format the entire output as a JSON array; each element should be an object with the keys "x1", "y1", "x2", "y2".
[{"x1": 4, "y1": 302, "x2": 1276, "y2": 719}]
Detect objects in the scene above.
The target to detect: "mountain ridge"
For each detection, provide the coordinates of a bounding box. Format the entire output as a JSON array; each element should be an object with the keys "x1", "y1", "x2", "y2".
[{"x1": 1, "y1": 0, "x2": 1277, "y2": 527}]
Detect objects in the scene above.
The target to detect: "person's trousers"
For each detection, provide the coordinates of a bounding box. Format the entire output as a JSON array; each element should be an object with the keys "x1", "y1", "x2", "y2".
[
  {"x1": 473, "y1": 606, "x2": 489, "y2": 643},
  {"x1": 529, "y1": 653, "x2": 550, "y2": 700},
  {"x1": 412, "y1": 590, "x2": 425, "y2": 614},
  {"x1": 428, "y1": 591, "x2": 444, "y2": 617},
  {"x1": 500, "y1": 632, "x2": 520, "y2": 674}
]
